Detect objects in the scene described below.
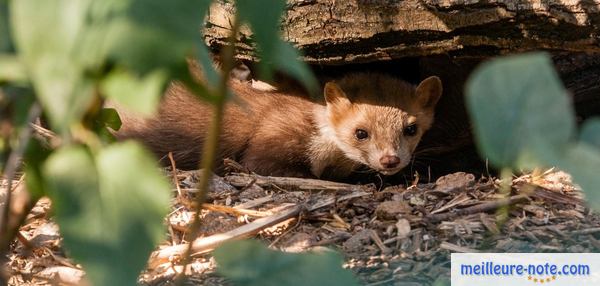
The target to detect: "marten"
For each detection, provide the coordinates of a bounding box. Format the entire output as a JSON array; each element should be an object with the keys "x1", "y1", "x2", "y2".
[{"x1": 112, "y1": 73, "x2": 442, "y2": 180}]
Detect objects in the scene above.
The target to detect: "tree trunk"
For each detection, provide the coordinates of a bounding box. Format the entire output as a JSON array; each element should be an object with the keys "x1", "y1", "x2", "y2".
[{"x1": 206, "y1": 0, "x2": 600, "y2": 64}]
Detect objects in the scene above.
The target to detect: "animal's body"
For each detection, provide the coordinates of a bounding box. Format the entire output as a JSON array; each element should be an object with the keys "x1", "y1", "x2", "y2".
[{"x1": 113, "y1": 73, "x2": 443, "y2": 180}]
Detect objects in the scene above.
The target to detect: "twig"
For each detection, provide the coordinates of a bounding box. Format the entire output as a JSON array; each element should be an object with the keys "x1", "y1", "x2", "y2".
[
  {"x1": 44, "y1": 247, "x2": 80, "y2": 269},
  {"x1": 15, "y1": 229, "x2": 34, "y2": 249},
  {"x1": 223, "y1": 158, "x2": 249, "y2": 173},
  {"x1": 225, "y1": 173, "x2": 370, "y2": 192},
  {"x1": 429, "y1": 193, "x2": 472, "y2": 215},
  {"x1": 370, "y1": 230, "x2": 391, "y2": 254},
  {"x1": 366, "y1": 278, "x2": 398, "y2": 286},
  {"x1": 425, "y1": 194, "x2": 530, "y2": 223},
  {"x1": 201, "y1": 203, "x2": 272, "y2": 217},
  {"x1": 383, "y1": 235, "x2": 404, "y2": 245},
  {"x1": 167, "y1": 152, "x2": 183, "y2": 198},
  {"x1": 33, "y1": 266, "x2": 86, "y2": 286},
  {"x1": 268, "y1": 214, "x2": 303, "y2": 248},
  {"x1": 310, "y1": 233, "x2": 352, "y2": 247},
  {"x1": 0, "y1": 104, "x2": 41, "y2": 254},
  {"x1": 234, "y1": 195, "x2": 273, "y2": 209},
  {"x1": 150, "y1": 205, "x2": 302, "y2": 269},
  {"x1": 149, "y1": 189, "x2": 370, "y2": 269},
  {"x1": 332, "y1": 213, "x2": 351, "y2": 230},
  {"x1": 439, "y1": 241, "x2": 480, "y2": 253},
  {"x1": 571, "y1": 227, "x2": 600, "y2": 235},
  {"x1": 29, "y1": 122, "x2": 59, "y2": 148},
  {"x1": 529, "y1": 185, "x2": 583, "y2": 205},
  {"x1": 168, "y1": 225, "x2": 179, "y2": 246},
  {"x1": 307, "y1": 191, "x2": 371, "y2": 211}
]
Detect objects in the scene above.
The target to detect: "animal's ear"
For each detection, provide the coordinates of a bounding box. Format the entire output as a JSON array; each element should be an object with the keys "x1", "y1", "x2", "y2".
[
  {"x1": 324, "y1": 81, "x2": 351, "y2": 107},
  {"x1": 415, "y1": 76, "x2": 443, "y2": 109}
]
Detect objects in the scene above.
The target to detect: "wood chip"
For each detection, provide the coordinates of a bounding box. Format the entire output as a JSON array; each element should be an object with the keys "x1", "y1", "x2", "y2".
[{"x1": 439, "y1": 241, "x2": 480, "y2": 253}]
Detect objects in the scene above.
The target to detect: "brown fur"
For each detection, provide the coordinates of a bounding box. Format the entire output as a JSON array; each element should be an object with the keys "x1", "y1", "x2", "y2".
[{"x1": 113, "y1": 73, "x2": 442, "y2": 179}]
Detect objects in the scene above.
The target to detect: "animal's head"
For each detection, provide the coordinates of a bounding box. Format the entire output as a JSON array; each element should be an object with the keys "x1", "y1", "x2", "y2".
[{"x1": 323, "y1": 73, "x2": 442, "y2": 175}]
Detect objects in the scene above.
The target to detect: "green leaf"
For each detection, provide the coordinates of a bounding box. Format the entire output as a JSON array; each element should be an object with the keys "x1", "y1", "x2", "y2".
[
  {"x1": 43, "y1": 143, "x2": 171, "y2": 286},
  {"x1": 99, "y1": 108, "x2": 122, "y2": 131},
  {"x1": 580, "y1": 117, "x2": 600, "y2": 149},
  {"x1": 90, "y1": 0, "x2": 218, "y2": 104},
  {"x1": 94, "y1": 142, "x2": 171, "y2": 284},
  {"x1": 465, "y1": 52, "x2": 576, "y2": 169},
  {"x1": 236, "y1": 0, "x2": 316, "y2": 92},
  {"x1": 98, "y1": 0, "x2": 212, "y2": 74},
  {"x1": 101, "y1": 68, "x2": 167, "y2": 116},
  {"x1": 11, "y1": 0, "x2": 213, "y2": 133},
  {"x1": 236, "y1": 0, "x2": 286, "y2": 80},
  {"x1": 10, "y1": 0, "x2": 95, "y2": 133},
  {"x1": 95, "y1": 107, "x2": 122, "y2": 142},
  {"x1": 0, "y1": 54, "x2": 27, "y2": 83},
  {"x1": 43, "y1": 146, "x2": 101, "y2": 240},
  {"x1": 195, "y1": 39, "x2": 220, "y2": 89},
  {"x1": 1, "y1": 86, "x2": 35, "y2": 126},
  {"x1": 0, "y1": 1, "x2": 12, "y2": 52},
  {"x1": 273, "y1": 42, "x2": 317, "y2": 93},
  {"x1": 24, "y1": 139, "x2": 52, "y2": 199},
  {"x1": 215, "y1": 240, "x2": 359, "y2": 286},
  {"x1": 553, "y1": 143, "x2": 600, "y2": 210}
]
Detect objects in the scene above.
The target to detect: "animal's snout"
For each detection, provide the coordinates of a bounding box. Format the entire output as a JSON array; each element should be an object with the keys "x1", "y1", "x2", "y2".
[{"x1": 379, "y1": 155, "x2": 400, "y2": 169}]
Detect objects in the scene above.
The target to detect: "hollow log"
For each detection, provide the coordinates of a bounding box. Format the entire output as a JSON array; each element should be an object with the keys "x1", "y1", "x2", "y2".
[{"x1": 206, "y1": 0, "x2": 600, "y2": 65}]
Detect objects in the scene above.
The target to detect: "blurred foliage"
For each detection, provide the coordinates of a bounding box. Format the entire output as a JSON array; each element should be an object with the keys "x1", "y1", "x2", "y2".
[
  {"x1": 466, "y1": 52, "x2": 600, "y2": 209},
  {"x1": 10, "y1": 0, "x2": 210, "y2": 133},
  {"x1": 236, "y1": 1, "x2": 317, "y2": 92},
  {"x1": 1, "y1": 0, "x2": 337, "y2": 285},
  {"x1": 214, "y1": 240, "x2": 359, "y2": 286},
  {"x1": 0, "y1": 55, "x2": 26, "y2": 84},
  {"x1": 44, "y1": 143, "x2": 171, "y2": 285},
  {"x1": 580, "y1": 118, "x2": 600, "y2": 149},
  {"x1": 0, "y1": 1, "x2": 11, "y2": 52}
]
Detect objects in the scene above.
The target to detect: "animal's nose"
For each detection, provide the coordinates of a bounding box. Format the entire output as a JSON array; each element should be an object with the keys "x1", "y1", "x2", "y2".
[{"x1": 380, "y1": 155, "x2": 400, "y2": 169}]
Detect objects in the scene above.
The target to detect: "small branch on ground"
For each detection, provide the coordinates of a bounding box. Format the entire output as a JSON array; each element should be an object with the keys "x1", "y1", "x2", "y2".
[
  {"x1": 151, "y1": 205, "x2": 302, "y2": 269},
  {"x1": 149, "y1": 189, "x2": 371, "y2": 269},
  {"x1": 201, "y1": 203, "x2": 272, "y2": 217},
  {"x1": 425, "y1": 194, "x2": 530, "y2": 223},
  {"x1": 224, "y1": 173, "x2": 371, "y2": 192},
  {"x1": 529, "y1": 185, "x2": 583, "y2": 206},
  {"x1": 439, "y1": 241, "x2": 480, "y2": 253}
]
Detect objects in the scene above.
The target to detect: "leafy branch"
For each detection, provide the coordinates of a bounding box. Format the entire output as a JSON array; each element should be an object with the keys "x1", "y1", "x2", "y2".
[
  {"x1": 176, "y1": 15, "x2": 241, "y2": 282},
  {"x1": 0, "y1": 0, "x2": 354, "y2": 285}
]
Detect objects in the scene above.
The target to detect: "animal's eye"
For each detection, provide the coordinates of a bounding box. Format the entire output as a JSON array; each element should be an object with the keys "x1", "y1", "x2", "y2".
[
  {"x1": 355, "y1": 129, "x2": 369, "y2": 140},
  {"x1": 403, "y1": 124, "x2": 417, "y2": 136}
]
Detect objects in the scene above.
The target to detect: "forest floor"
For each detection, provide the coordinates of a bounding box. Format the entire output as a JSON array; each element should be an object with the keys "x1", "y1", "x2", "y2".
[{"x1": 5, "y1": 168, "x2": 600, "y2": 285}]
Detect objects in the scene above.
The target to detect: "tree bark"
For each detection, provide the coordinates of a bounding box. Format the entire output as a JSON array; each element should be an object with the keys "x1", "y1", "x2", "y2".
[{"x1": 206, "y1": 0, "x2": 600, "y2": 65}]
